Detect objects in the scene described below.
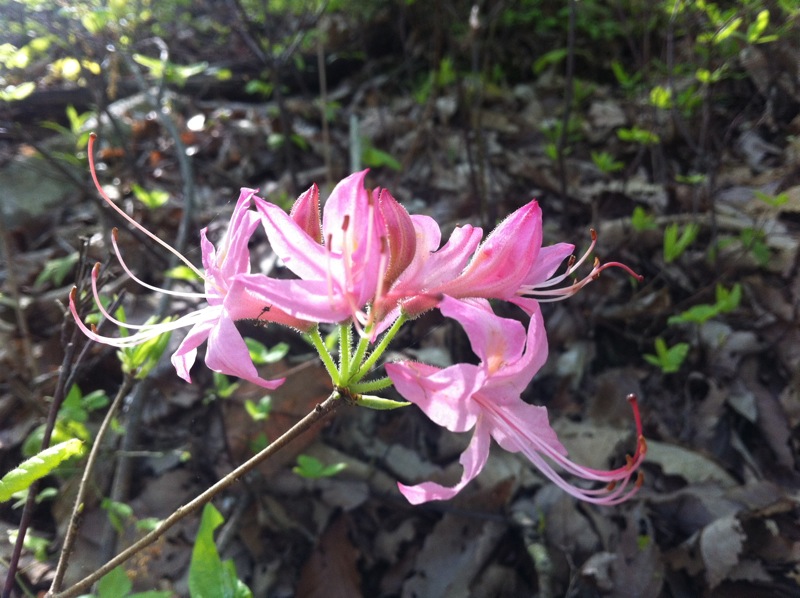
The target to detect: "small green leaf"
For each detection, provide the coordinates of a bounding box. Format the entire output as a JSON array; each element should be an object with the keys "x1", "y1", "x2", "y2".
[
  {"x1": 644, "y1": 338, "x2": 689, "y2": 373},
  {"x1": 97, "y1": 566, "x2": 133, "y2": 598},
  {"x1": 244, "y1": 396, "x2": 272, "y2": 422},
  {"x1": 0, "y1": 439, "x2": 83, "y2": 502},
  {"x1": 631, "y1": 206, "x2": 657, "y2": 231},
  {"x1": 244, "y1": 339, "x2": 289, "y2": 365},
  {"x1": 354, "y1": 394, "x2": 411, "y2": 410},
  {"x1": 714, "y1": 16, "x2": 742, "y2": 44},
  {"x1": 0, "y1": 81, "x2": 36, "y2": 101},
  {"x1": 165, "y1": 265, "x2": 203, "y2": 282},
  {"x1": 649, "y1": 85, "x2": 672, "y2": 109},
  {"x1": 131, "y1": 184, "x2": 170, "y2": 209},
  {"x1": 293, "y1": 454, "x2": 347, "y2": 479},
  {"x1": 362, "y1": 146, "x2": 402, "y2": 171},
  {"x1": 617, "y1": 127, "x2": 660, "y2": 145},
  {"x1": 747, "y1": 10, "x2": 770, "y2": 43},
  {"x1": 663, "y1": 222, "x2": 700, "y2": 263},
  {"x1": 33, "y1": 252, "x2": 79, "y2": 288}
]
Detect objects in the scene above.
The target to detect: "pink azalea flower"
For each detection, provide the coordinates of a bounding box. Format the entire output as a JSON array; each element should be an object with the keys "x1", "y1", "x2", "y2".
[
  {"x1": 384, "y1": 199, "x2": 642, "y2": 321},
  {"x1": 253, "y1": 171, "x2": 416, "y2": 331},
  {"x1": 70, "y1": 134, "x2": 310, "y2": 388},
  {"x1": 386, "y1": 296, "x2": 646, "y2": 505}
]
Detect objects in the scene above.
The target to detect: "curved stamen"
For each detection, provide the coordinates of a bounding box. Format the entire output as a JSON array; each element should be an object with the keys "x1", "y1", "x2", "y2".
[
  {"x1": 520, "y1": 230, "x2": 643, "y2": 302},
  {"x1": 69, "y1": 287, "x2": 215, "y2": 348},
  {"x1": 88, "y1": 133, "x2": 206, "y2": 282},
  {"x1": 479, "y1": 393, "x2": 646, "y2": 505},
  {"x1": 110, "y1": 229, "x2": 207, "y2": 299}
]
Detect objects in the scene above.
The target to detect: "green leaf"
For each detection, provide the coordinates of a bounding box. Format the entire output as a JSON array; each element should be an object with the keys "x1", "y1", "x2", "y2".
[
  {"x1": 131, "y1": 184, "x2": 170, "y2": 209},
  {"x1": 0, "y1": 439, "x2": 83, "y2": 502},
  {"x1": 97, "y1": 566, "x2": 132, "y2": 598},
  {"x1": 354, "y1": 394, "x2": 411, "y2": 410},
  {"x1": 362, "y1": 146, "x2": 402, "y2": 171},
  {"x1": 617, "y1": 126, "x2": 660, "y2": 145},
  {"x1": 663, "y1": 222, "x2": 700, "y2": 263},
  {"x1": 533, "y1": 48, "x2": 568, "y2": 74},
  {"x1": 631, "y1": 206, "x2": 657, "y2": 231},
  {"x1": 244, "y1": 396, "x2": 272, "y2": 422},
  {"x1": 714, "y1": 16, "x2": 742, "y2": 44},
  {"x1": 644, "y1": 338, "x2": 689, "y2": 373},
  {"x1": 165, "y1": 265, "x2": 203, "y2": 282},
  {"x1": 293, "y1": 454, "x2": 347, "y2": 479},
  {"x1": 102, "y1": 498, "x2": 134, "y2": 535},
  {"x1": 33, "y1": 252, "x2": 79, "y2": 288},
  {"x1": 649, "y1": 85, "x2": 672, "y2": 109},
  {"x1": 747, "y1": 10, "x2": 770, "y2": 43},
  {"x1": 189, "y1": 503, "x2": 252, "y2": 598},
  {"x1": 244, "y1": 339, "x2": 289, "y2": 365},
  {"x1": 0, "y1": 81, "x2": 36, "y2": 102}
]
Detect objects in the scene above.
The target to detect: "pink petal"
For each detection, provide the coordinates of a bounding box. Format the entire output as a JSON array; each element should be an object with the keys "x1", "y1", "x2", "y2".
[
  {"x1": 522, "y1": 242, "x2": 574, "y2": 287},
  {"x1": 256, "y1": 198, "x2": 329, "y2": 280},
  {"x1": 204, "y1": 316, "x2": 284, "y2": 389},
  {"x1": 438, "y1": 296, "x2": 527, "y2": 370},
  {"x1": 398, "y1": 417, "x2": 492, "y2": 504},
  {"x1": 171, "y1": 317, "x2": 217, "y2": 383},
  {"x1": 290, "y1": 183, "x2": 322, "y2": 243},
  {"x1": 385, "y1": 360, "x2": 484, "y2": 433}
]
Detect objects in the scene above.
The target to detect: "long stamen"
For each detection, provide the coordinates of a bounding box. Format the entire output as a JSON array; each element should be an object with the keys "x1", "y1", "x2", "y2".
[
  {"x1": 88, "y1": 133, "x2": 206, "y2": 281},
  {"x1": 110, "y1": 229, "x2": 207, "y2": 299},
  {"x1": 479, "y1": 393, "x2": 645, "y2": 504},
  {"x1": 69, "y1": 287, "x2": 214, "y2": 347},
  {"x1": 520, "y1": 229, "x2": 642, "y2": 301}
]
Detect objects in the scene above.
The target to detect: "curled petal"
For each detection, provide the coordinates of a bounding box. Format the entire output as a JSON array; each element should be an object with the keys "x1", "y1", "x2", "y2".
[
  {"x1": 398, "y1": 417, "x2": 492, "y2": 504},
  {"x1": 204, "y1": 316, "x2": 285, "y2": 390}
]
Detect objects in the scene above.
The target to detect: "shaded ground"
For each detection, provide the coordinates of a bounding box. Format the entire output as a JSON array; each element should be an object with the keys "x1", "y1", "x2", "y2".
[{"x1": 1, "y1": 2, "x2": 800, "y2": 596}]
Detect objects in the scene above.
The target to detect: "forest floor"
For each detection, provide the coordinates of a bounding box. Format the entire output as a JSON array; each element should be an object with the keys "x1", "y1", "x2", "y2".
[{"x1": 1, "y1": 3, "x2": 800, "y2": 597}]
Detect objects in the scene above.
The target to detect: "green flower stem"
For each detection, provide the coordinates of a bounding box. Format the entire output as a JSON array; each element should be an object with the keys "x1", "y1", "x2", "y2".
[
  {"x1": 349, "y1": 332, "x2": 371, "y2": 379},
  {"x1": 350, "y1": 376, "x2": 394, "y2": 394},
  {"x1": 308, "y1": 326, "x2": 339, "y2": 384},
  {"x1": 338, "y1": 323, "x2": 351, "y2": 380},
  {"x1": 352, "y1": 313, "x2": 407, "y2": 383}
]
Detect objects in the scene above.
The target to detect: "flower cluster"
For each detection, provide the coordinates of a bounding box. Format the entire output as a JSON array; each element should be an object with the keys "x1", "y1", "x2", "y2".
[{"x1": 71, "y1": 134, "x2": 646, "y2": 505}]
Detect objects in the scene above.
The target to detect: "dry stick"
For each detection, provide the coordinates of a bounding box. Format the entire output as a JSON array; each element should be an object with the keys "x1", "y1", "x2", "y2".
[
  {"x1": 49, "y1": 375, "x2": 135, "y2": 594},
  {"x1": 48, "y1": 392, "x2": 344, "y2": 598}
]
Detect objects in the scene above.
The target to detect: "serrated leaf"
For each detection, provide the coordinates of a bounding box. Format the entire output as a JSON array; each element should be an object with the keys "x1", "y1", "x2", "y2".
[{"x1": 0, "y1": 439, "x2": 83, "y2": 502}]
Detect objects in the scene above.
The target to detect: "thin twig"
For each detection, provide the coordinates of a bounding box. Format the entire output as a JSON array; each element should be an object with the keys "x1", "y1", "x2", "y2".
[
  {"x1": 49, "y1": 375, "x2": 136, "y2": 594},
  {"x1": 48, "y1": 392, "x2": 344, "y2": 598}
]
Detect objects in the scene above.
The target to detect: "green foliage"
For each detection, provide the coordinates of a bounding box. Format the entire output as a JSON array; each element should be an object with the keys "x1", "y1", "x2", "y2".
[
  {"x1": 211, "y1": 373, "x2": 240, "y2": 399},
  {"x1": 244, "y1": 396, "x2": 272, "y2": 422},
  {"x1": 293, "y1": 454, "x2": 347, "y2": 479},
  {"x1": 115, "y1": 307, "x2": 173, "y2": 379},
  {"x1": 663, "y1": 222, "x2": 700, "y2": 263},
  {"x1": 132, "y1": 54, "x2": 208, "y2": 86},
  {"x1": 754, "y1": 190, "x2": 788, "y2": 208},
  {"x1": 94, "y1": 566, "x2": 171, "y2": 598},
  {"x1": 631, "y1": 206, "x2": 658, "y2": 231},
  {"x1": 7, "y1": 528, "x2": 49, "y2": 562},
  {"x1": 362, "y1": 144, "x2": 402, "y2": 171},
  {"x1": 102, "y1": 498, "x2": 135, "y2": 535},
  {"x1": 617, "y1": 126, "x2": 660, "y2": 146},
  {"x1": 644, "y1": 337, "x2": 690, "y2": 373},
  {"x1": 668, "y1": 283, "x2": 742, "y2": 325},
  {"x1": 131, "y1": 184, "x2": 170, "y2": 209},
  {"x1": 591, "y1": 150, "x2": 624, "y2": 174},
  {"x1": 245, "y1": 339, "x2": 289, "y2": 365},
  {"x1": 0, "y1": 439, "x2": 83, "y2": 503},
  {"x1": 353, "y1": 394, "x2": 411, "y2": 410},
  {"x1": 22, "y1": 384, "x2": 107, "y2": 458},
  {"x1": 189, "y1": 503, "x2": 253, "y2": 598},
  {"x1": 34, "y1": 252, "x2": 79, "y2": 288}
]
